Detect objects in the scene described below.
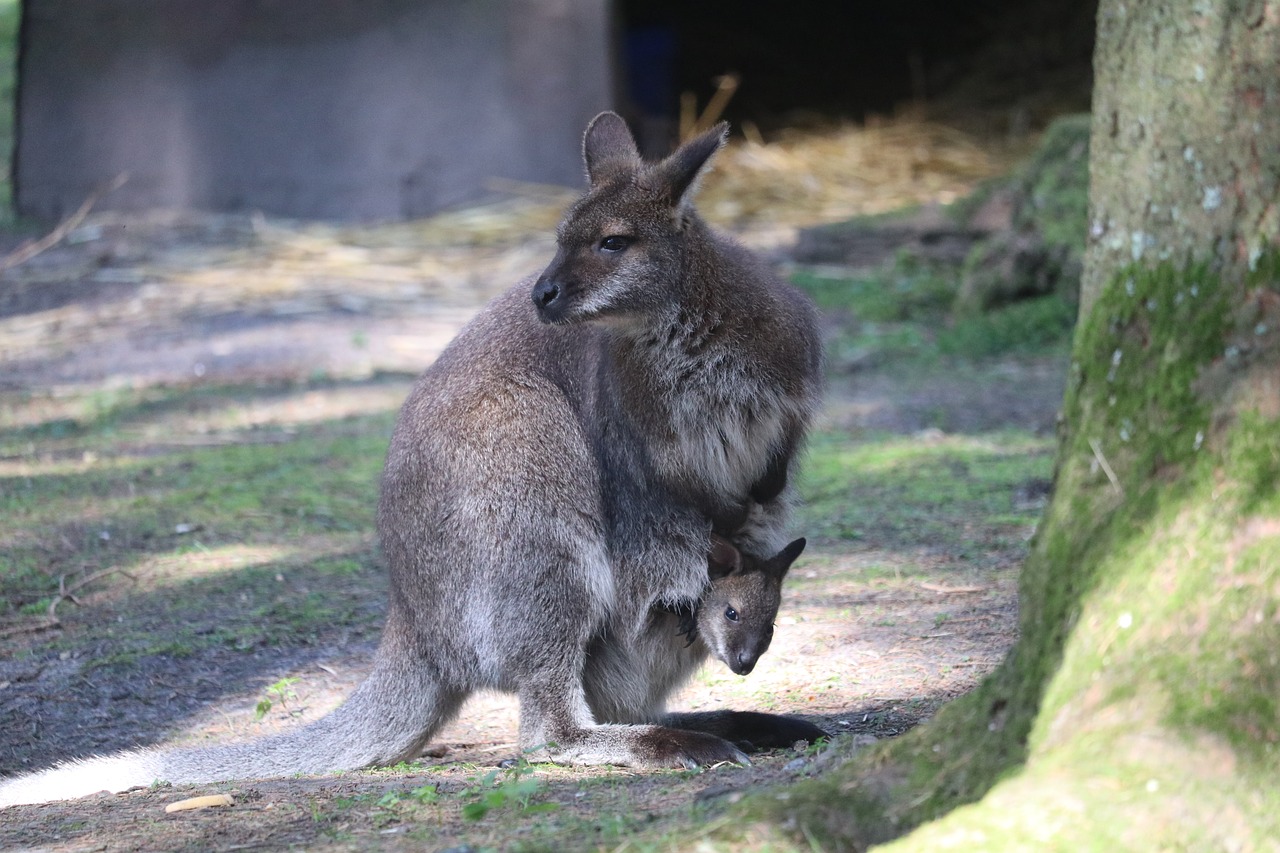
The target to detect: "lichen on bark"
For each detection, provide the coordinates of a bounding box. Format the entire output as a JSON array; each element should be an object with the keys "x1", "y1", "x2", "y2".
[{"x1": 1082, "y1": 0, "x2": 1280, "y2": 317}]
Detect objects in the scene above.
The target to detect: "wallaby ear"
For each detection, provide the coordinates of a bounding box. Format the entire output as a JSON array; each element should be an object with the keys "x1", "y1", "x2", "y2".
[
  {"x1": 772, "y1": 537, "x2": 807, "y2": 580},
  {"x1": 650, "y1": 122, "x2": 728, "y2": 208},
  {"x1": 583, "y1": 112, "x2": 641, "y2": 186},
  {"x1": 708, "y1": 534, "x2": 742, "y2": 580}
]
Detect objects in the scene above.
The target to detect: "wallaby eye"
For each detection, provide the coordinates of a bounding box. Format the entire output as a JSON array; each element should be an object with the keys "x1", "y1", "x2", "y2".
[
  {"x1": 598, "y1": 235, "x2": 631, "y2": 253},
  {"x1": 724, "y1": 606, "x2": 739, "y2": 622}
]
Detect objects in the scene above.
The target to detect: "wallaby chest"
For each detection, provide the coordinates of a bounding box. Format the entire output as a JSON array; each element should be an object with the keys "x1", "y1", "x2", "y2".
[{"x1": 610, "y1": 310, "x2": 805, "y2": 523}]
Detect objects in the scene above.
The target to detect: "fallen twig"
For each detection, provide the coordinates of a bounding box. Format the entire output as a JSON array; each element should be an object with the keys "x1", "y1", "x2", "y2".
[
  {"x1": 1088, "y1": 437, "x2": 1124, "y2": 495},
  {"x1": 0, "y1": 172, "x2": 129, "y2": 272},
  {"x1": 47, "y1": 565, "x2": 135, "y2": 620},
  {"x1": 0, "y1": 618, "x2": 60, "y2": 638},
  {"x1": 680, "y1": 73, "x2": 740, "y2": 140},
  {"x1": 920, "y1": 581, "x2": 986, "y2": 594}
]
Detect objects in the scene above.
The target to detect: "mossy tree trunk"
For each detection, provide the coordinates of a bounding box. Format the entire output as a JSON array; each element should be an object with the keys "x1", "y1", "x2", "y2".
[{"x1": 743, "y1": 1, "x2": 1280, "y2": 849}]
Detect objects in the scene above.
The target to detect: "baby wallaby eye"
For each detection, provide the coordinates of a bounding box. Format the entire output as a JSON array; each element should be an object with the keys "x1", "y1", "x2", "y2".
[
  {"x1": 724, "y1": 606, "x2": 739, "y2": 622},
  {"x1": 599, "y1": 235, "x2": 631, "y2": 253}
]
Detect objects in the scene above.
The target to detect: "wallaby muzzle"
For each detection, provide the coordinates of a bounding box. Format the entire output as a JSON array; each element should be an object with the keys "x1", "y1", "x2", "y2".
[
  {"x1": 532, "y1": 249, "x2": 574, "y2": 323},
  {"x1": 732, "y1": 650, "x2": 760, "y2": 676},
  {"x1": 532, "y1": 276, "x2": 564, "y2": 319}
]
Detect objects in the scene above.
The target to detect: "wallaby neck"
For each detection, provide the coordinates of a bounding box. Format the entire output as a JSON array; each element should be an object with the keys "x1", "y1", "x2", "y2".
[{"x1": 589, "y1": 221, "x2": 796, "y2": 531}]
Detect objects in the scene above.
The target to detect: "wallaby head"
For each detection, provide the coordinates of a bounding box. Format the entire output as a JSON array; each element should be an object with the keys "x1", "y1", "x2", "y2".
[
  {"x1": 531, "y1": 112, "x2": 728, "y2": 327},
  {"x1": 696, "y1": 536, "x2": 807, "y2": 676}
]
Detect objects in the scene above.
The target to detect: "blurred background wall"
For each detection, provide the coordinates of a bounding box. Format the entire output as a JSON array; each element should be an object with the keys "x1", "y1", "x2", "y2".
[
  {"x1": 10, "y1": 0, "x2": 1093, "y2": 222},
  {"x1": 14, "y1": 0, "x2": 612, "y2": 220}
]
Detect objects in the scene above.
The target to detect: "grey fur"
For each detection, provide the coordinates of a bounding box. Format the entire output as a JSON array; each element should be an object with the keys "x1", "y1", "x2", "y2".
[{"x1": 0, "y1": 113, "x2": 823, "y2": 806}]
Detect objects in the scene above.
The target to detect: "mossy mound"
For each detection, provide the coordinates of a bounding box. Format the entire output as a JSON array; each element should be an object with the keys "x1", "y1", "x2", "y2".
[{"x1": 955, "y1": 113, "x2": 1090, "y2": 315}]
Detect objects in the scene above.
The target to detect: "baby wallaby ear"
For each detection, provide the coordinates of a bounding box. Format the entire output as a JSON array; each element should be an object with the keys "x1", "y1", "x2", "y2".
[
  {"x1": 771, "y1": 537, "x2": 807, "y2": 580},
  {"x1": 708, "y1": 534, "x2": 743, "y2": 580},
  {"x1": 650, "y1": 122, "x2": 728, "y2": 209},
  {"x1": 583, "y1": 112, "x2": 641, "y2": 186}
]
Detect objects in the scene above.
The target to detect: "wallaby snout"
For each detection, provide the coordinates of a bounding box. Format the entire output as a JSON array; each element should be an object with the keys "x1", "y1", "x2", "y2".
[
  {"x1": 731, "y1": 646, "x2": 763, "y2": 676},
  {"x1": 528, "y1": 113, "x2": 731, "y2": 330},
  {"x1": 532, "y1": 273, "x2": 564, "y2": 319},
  {"x1": 530, "y1": 238, "x2": 631, "y2": 325}
]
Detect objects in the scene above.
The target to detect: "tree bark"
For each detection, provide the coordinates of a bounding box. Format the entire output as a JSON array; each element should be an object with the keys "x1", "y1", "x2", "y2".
[{"x1": 743, "y1": 0, "x2": 1280, "y2": 848}]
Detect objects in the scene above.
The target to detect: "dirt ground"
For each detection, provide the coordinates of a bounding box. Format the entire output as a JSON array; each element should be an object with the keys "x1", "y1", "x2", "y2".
[{"x1": 0, "y1": 186, "x2": 1063, "y2": 850}]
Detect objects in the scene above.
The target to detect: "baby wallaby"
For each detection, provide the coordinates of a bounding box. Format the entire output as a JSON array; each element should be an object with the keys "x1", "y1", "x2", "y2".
[{"x1": 692, "y1": 536, "x2": 805, "y2": 676}]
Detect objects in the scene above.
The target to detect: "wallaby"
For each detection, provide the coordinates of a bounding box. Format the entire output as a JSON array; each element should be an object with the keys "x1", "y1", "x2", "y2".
[
  {"x1": 587, "y1": 535, "x2": 815, "y2": 752},
  {"x1": 688, "y1": 536, "x2": 805, "y2": 678},
  {"x1": 0, "y1": 113, "x2": 824, "y2": 806}
]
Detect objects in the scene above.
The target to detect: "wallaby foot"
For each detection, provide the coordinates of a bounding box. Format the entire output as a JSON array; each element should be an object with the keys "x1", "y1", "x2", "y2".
[
  {"x1": 530, "y1": 723, "x2": 750, "y2": 770},
  {"x1": 664, "y1": 710, "x2": 828, "y2": 752}
]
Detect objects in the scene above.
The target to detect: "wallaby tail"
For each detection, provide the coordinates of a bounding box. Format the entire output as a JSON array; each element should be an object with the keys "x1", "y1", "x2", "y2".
[{"x1": 0, "y1": 651, "x2": 462, "y2": 807}]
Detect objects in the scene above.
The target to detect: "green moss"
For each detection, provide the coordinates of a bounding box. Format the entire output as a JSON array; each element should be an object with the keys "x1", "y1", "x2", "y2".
[
  {"x1": 1020, "y1": 258, "x2": 1235, "y2": 730},
  {"x1": 1012, "y1": 114, "x2": 1091, "y2": 253},
  {"x1": 937, "y1": 295, "x2": 1076, "y2": 358},
  {"x1": 1150, "y1": 412, "x2": 1280, "y2": 767},
  {"x1": 1067, "y1": 261, "x2": 1230, "y2": 484}
]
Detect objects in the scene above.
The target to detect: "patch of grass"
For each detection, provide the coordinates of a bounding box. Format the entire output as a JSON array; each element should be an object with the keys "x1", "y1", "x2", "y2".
[
  {"x1": 797, "y1": 429, "x2": 1054, "y2": 552},
  {"x1": 0, "y1": 382, "x2": 394, "y2": 619},
  {"x1": 458, "y1": 755, "x2": 559, "y2": 821},
  {"x1": 255, "y1": 676, "x2": 301, "y2": 720},
  {"x1": 937, "y1": 294, "x2": 1076, "y2": 358},
  {"x1": 793, "y1": 264, "x2": 1075, "y2": 368},
  {"x1": 793, "y1": 252, "x2": 954, "y2": 324}
]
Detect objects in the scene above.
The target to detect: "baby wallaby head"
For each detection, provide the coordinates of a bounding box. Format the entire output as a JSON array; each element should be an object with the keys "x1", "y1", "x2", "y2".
[{"x1": 698, "y1": 536, "x2": 806, "y2": 676}]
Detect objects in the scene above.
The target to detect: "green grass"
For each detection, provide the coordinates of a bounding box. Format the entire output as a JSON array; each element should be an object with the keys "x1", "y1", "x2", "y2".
[
  {"x1": 0, "y1": 298, "x2": 1061, "y2": 849},
  {"x1": 0, "y1": 378, "x2": 400, "y2": 654},
  {"x1": 798, "y1": 430, "x2": 1054, "y2": 552},
  {"x1": 793, "y1": 253, "x2": 955, "y2": 324},
  {"x1": 790, "y1": 116, "x2": 1090, "y2": 371},
  {"x1": 1, "y1": 426, "x2": 389, "y2": 613},
  {"x1": 793, "y1": 262, "x2": 1075, "y2": 369}
]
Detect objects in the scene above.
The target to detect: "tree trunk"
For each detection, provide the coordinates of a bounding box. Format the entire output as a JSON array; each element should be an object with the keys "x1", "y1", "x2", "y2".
[{"x1": 744, "y1": 1, "x2": 1280, "y2": 848}]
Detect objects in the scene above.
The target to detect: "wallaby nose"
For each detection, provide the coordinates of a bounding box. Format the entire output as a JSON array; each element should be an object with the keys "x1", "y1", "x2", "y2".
[
  {"x1": 733, "y1": 651, "x2": 758, "y2": 676},
  {"x1": 532, "y1": 278, "x2": 561, "y2": 310}
]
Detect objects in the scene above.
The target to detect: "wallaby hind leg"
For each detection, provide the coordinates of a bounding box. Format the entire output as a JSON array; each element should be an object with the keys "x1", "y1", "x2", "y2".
[{"x1": 663, "y1": 710, "x2": 828, "y2": 752}]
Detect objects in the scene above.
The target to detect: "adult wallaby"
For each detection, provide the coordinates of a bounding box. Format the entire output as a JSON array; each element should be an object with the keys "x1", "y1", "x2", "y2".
[{"x1": 0, "y1": 113, "x2": 823, "y2": 806}]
